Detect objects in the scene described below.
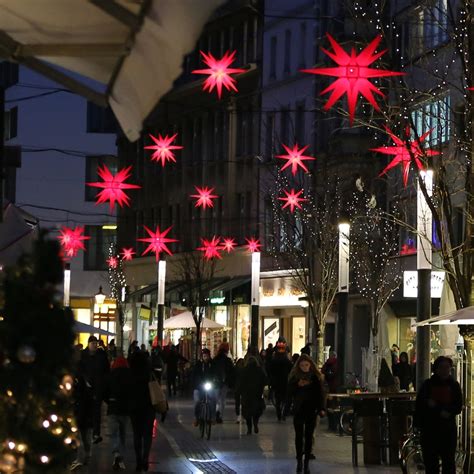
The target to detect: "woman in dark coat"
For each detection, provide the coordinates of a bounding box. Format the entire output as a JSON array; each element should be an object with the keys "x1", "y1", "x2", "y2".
[
  {"x1": 287, "y1": 354, "x2": 326, "y2": 474},
  {"x1": 393, "y1": 351, "x2": 412, "y2": 391},
  {"x1": 237, "y1": 356, "x2": 266, "y2": 435},
  {"x1": 129, "y1": 351, "x2": 156, "y2": 472}
]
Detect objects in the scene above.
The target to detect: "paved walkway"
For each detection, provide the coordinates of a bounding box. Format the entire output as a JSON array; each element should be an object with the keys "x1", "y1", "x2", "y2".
[{"x1": 82, "y1": 396, "x2": 400, "y2": 473}]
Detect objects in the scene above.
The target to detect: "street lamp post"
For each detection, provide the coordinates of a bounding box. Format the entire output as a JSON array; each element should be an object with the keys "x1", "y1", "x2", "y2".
[
  {"x1": 337, "y1": 222, "x2": 350, "y2": 386},
  {"x1": 250, "y1": 250, "x2": 261, "y2": 349},
  {"x1": 416, "y1": 170, "x2": 433, "y2": 389},
  {"x1": 63, "y1": 263, "x2": 71, "y2": 308},
  {"x1": 156, "y1": 257, "x2": 166, "y2": 347}
]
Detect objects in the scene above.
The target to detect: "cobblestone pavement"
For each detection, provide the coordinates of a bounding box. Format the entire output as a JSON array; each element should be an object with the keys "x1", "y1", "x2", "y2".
[{"x1": 82, "y1": 395, "x2": 400, "y2": 473}]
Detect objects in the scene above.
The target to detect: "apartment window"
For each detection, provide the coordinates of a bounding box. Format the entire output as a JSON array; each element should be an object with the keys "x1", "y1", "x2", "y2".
[
  {"x1": 4, "y1": 107, "x2": 17, "y2": 140},
  {"x1": 207, "y1": 112, "x2": 215, "y2": 160},
  {"x1": 299, "y1": 23, "x2": 306, "y2": 68},
  {"x1": 280, "y1": 107, "x2": 290, "y2": 145},
  {"x1": 265, "y1": 113, "x2": 275, "y2": 160},
  {"x1": 295, "y1": 101, "x2": 305, "y2": 144},
  {"x1": 84, "y1": 225, "x2": 116, "y2": 271},
  {"x1": 264, "y1": 198, "x2": 274, "y2": 249},
  {"x1": 270, "y1": 36, "x2": 277, "y2": 79},
  {"x1": 411, "y1": 95, "x2": 451, "y2": 146},
  {"x1": 85, "y1": 155, "x2": 117, "y2": 201},
  {"x1": 424, "y1": 0, "x2": 449, "y2": 50},
  {"x1": 153, "y1": 207, "x2": 161, "y2": 227},
  {"x1": 193, "y1": 118, "x2": 202, "y2": 162},
  {"x1": 284, "y1": 29, "x2": 292, "y2": 74}
]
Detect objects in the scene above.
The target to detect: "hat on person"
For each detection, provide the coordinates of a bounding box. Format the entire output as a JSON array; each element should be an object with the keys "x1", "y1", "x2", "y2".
[
  {"x1": 88, "y1": 335, "x2": 98, "y2": 343},
  {"x1": 276, "y1": 341, "x2": 287, "y2": 353}
]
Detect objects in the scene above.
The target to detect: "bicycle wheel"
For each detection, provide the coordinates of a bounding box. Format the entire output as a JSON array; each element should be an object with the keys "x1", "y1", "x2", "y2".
[
  {"x1": 405, "y1": 448, "x2": 425, "y2": 474},
  {"x1": 199, "y1": 403, "x2": 207, "y2": 439}
]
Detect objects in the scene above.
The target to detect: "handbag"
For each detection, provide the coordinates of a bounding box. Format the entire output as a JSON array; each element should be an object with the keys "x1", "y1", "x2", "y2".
[{"x1": 149, "y1": 373, "x2": 167, "y2": 414}]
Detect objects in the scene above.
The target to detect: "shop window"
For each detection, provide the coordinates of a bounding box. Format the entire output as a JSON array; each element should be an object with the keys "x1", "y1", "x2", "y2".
[
  {"x1": 84, "y1": 155, "x2": 117, "y2": 201},
  {"x1": 84, "y1": 225, "x2": 116, "y2": 271}
]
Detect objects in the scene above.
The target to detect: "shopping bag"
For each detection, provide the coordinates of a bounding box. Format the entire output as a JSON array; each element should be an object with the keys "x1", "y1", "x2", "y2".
[{"x1": 149, "y1": 373, "x2": 167, "y2": 413}]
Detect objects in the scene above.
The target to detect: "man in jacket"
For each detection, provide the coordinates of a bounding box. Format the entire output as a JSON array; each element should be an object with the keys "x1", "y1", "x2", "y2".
[
  {"x1": 269, "y1": 340, "x2": 293, "y2": 421},
  {"x1": 192, "y1": 348, "x2": 216, "y2": 426},
  {"x1": 79, "y1": 335, "x2": 110, "y2": 444},
  {"x1": 213, "y1": 342, "x2": 235, "y2": 423}
]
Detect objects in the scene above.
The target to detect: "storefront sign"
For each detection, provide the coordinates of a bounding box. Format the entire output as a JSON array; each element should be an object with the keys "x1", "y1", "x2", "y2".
[
  {"x1": 403, "y1": 271, "x2": 445, "y2": 298},
  {"x1": 210, "y1": 296, "x2": 226, "y2": 305}
]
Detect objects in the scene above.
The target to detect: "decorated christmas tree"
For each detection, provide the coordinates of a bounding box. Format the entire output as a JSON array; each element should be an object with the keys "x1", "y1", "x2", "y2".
[{"x1": 0, "y1": 233, "x2": 77, "y2": 473}]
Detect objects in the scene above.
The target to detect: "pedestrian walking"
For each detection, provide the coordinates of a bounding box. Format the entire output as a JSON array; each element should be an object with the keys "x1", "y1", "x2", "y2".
[
  {"x1": 79, "y1": 335, "x2": 110, "y2": 444},
  {"x1": 414, "y1": 356, "x2": 462, "y2": 474},
  {"x1": 166, "y1": 344, "x2": 187, "y2": 397},
  {"x1": 129, "y1": 351, "x2": 156, "y2": 472},
  {"x1": 288, "y1": 354, "x2": 326, "y2": 474},
  {"x1": 213, "y1": 342, "x2": 235, "y2": 423},
  {"x1": 393, "y1": 351, "x2": 413, "y2": 391},
  {"x1": 234, "y1": 358, "x2": 245, "y2": 423},
  {"x1": 104, "y1": 356, "x2": 133, "y2": 471},
  {"x1": 150, "y1": 345, "x2": 164, "y2": 383},
  {"x1": 269, "y1": 340, "x2": 293, "y2": 421},
  {"x1": 238, "y1": 355, "x2": 266, "y2": 435}
]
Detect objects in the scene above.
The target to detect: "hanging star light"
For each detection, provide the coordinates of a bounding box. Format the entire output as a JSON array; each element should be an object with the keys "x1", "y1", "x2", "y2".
[
  {"x1": 137, "y1": 226, "x2": 178, "y2": 260},
  {"x1": 192, "y1": 50, "x2": 246, "y2": 98},
  {"x1": 87, "y1": 165, "x2": 141, "y2": 212},
  {"x1": 107, "y1": 256, "x2": 119, "y2": 269},
  {"x1": 121, "y1": 247, "x2": 136, "y2": 261},
  {"x1": 301, "y1": 34, "x2": 405, "y2": 124},
  {"x1": 197, "y1": 236, "x2": 222, "y2": 260},
  {"x1": 245, "y1": 237, "x2": 261, "y2": 253},
  {"x1": 144, "y1": 133, "x2": 183, "y2": 166},
  {"x1": 276, "y1": 144, "x2": 315, "y2": 175},
  {"x1": 278, "y1": 188, "x2": 308, "y2": 213},
  {"x1": 371, "y1": 126, "x2": 439, "y2": 187},
  {"x1": 58, "y1": 226, "x2": 90, "y2": 258},
  {"x1": 191, "y1": 186, "x2": 218, "y2": 209},
  {"x1": 222, "y1": 237, "x2": 237, "y2": 253}
]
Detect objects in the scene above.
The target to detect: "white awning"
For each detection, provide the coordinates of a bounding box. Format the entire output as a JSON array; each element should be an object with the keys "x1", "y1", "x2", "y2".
[
  {"x1": 163, "y1": 311, "x2": 225, "y2": 330},
  {"x1": 0, "y1": 0, "x2": 223, "y2": 141},
  {"x1": 414, "y1": 306, "x2": 474, "y2": 327}
]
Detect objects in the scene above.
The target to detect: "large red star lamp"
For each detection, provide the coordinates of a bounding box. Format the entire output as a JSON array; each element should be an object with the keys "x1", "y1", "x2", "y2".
[
  {"x1": 58, "y1": 226, "x2": 90, "y2": 258},
  {"x1": 197, "y1": 236, "x2": 222, "y2": 260},
  {"x1": 87, "y1": 165, "x2": 141, "y2": 212},
  {"x1": 371, "y1": 126, "x2": 439, "y2": 186},
  {"x1": 279, "y1": 189, "x2": 308, "y2": 213},
  {"x1": 121, "y1": 247, "x2": 136, "y2": 261},
  {"x1": 192, "y1": 50, "x2": 246, "y2": 99},
  {"x1": 222, "y1": 237, "x2": 237, "y2": 253},
  {"x1": 246, "y1": 237, "x2": 261, "y2": 253},
  {"x1": 302, "y1": 34, "x2": 404, "y2": 124},
  {"x1": 191, "y1": 186, "x2": 218, "y2": 209},
  {"x1": 137, "y1": 226, "x2": 178, "y2": 260},
  {"x1": 144, "y1": 133, "x2": 183, "y2": 167},
  {"x1": 276, "y1": 144, "x2": 315, "y2": 175}
]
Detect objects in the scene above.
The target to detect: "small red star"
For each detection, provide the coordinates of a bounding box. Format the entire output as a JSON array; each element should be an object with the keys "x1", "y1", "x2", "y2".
[
  {"x1": 87, "y1": 165, "x2": 140, "y2": 212},
  {"x1": 197, "y1": 236, "x2": 222, "y2": 260},
  {"x1": 144, "y1": 133, "x2": 183, "y2": 167},
  {"x1": 276, "y1": 144, "x2": 315, "y2": 175},
  {"x1": 191, "y1": 186, "x2": 218, "y2": 209},
  {"x1": 58, "y1": 226, "x2": 90, "y2": 258},
  {"x1": 137, "y1": 226, "x2": 178, "y2": 260},
  {"x1": 278, "y1": 189, "x2": 308, "y2": 213},
  {"x1": 192, "y1": 50, "x2": 246, "y2": 98},
  {"x1": 221, "y1": 237, "x2": 237, "y2": 253},
  {"x1": 107, "y1": 256, "x2": 119, "y2": 269},
  {"x1": 302, "y1": 34, "x2": 405, "y2": 124},
  {"x1": 121, "y1": 248, "x2": 135, "y2": 261},
  {"x1": 371, "y1": 126, "x2": 439, "y2": 187},
  {"x1": 245, "y1": 237, "x2": 261, "y2": 253},
  {"x1": 469, "y1": 87, "x2": 474, "y2": 90}
]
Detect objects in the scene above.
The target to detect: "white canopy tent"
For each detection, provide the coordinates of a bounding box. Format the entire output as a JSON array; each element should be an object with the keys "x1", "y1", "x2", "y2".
[
  {"x1": 163, "y1": 311, "x2": 225, "y2": 330},
  {"x1": 0, "y1": 0, "x2": 223, "y2": 141},
  {"x1": 414, "y1": 306, "x2": 474, "y2": 327}
]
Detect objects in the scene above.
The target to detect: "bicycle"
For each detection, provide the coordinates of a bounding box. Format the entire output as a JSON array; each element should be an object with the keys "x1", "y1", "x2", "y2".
[
  {"x1": 198, "y1": 381, "x2": 214, "y2": 440},
  {"x1": 339, "y1": 372, "x2": 365, "y2": 436}
]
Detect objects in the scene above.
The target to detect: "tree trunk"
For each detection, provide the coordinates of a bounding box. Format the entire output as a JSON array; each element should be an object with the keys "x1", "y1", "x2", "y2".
[
  {"x1": 314, "y1": 330, "x2": 325, "y2": 369},
  {"x1": 194, "y1": 322, "x2": 202, "y2": 362}
]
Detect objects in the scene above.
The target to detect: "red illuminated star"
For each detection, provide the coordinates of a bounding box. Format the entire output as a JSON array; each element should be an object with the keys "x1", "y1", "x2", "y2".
[
  {"x1": 371, "y1": 126, "x2": 439, "y2": 187},
  {"x1": 469, "y1": 87, "x2": 474, "y2": 91},
  {"x1": 197, "y1": 236, "x2": 222, "y2": 260},
  {"x1": 245, "y1": 237, "x2": 261, "y2": 253},
  {"x1": 137, "y1": 226, "x2": 178, "y2": 260},
  {"x1": 191, "y1": 186, "x2": 218, "y2": 209},
  {"x1": 144, "y1": 133, "x2": 183, "y2": 167},
  {"x1": 121, "y1": 247, "x2": 136, "y2": 261},
  {"x1": 87, "y1": 165, "x2": 141, "y2": 212},
  {"x1": 302, "y1": 34, "x2": 404, "y2": 124},
  {"x1": 276, "y1": 144, "x2": 315, "y2": 175},
  {"x1": 221, "y1": 237, "x2": 237, "y2": 253},
  {"x1": 278, "y1": 189, "x2": 308, "y2": 213},
  {"x1": 192, "y1": 50, "x2": 246, "y2": 99},
  {"x1": 58, "y1": 226, "x2": 90, "y2": 258},
  {"x1": 107, "y1": 256, "x2": 119, "y2": 269}
]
